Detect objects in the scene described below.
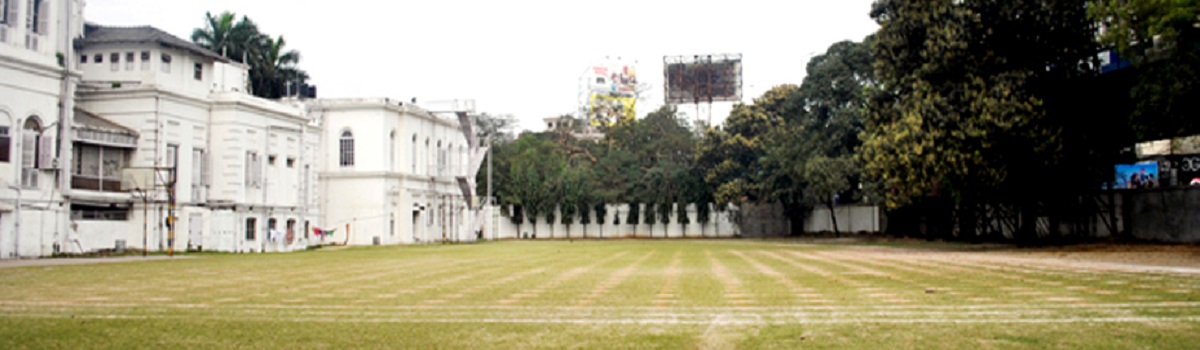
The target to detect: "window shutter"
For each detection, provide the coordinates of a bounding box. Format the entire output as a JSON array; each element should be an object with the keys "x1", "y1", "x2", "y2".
[
  {"x1": 34, "y1": 0, "x2": 46, "y2": 35},
  {"x1": 37, "y1": 134, "x2": 52, "y2": 169},
  {"x1": 20, "y1": 132, "x2": 35, "y2": 168},
  {"x1": 7, "y1": 0, "x2": 20, "y2": 28}
]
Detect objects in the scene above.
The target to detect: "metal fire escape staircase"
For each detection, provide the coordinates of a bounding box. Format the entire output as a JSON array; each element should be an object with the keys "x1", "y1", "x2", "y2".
[{"x1": 456, "y1": 112, "x2": 489, "y2": 239}]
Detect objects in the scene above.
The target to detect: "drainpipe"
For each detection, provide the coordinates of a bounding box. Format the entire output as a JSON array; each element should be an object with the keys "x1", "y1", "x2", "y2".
[
  {"x1": 10, "y1": 183, "x2": 19, "y2": 258},
  {"x1": 263, "y1": 124, "x2": 270, "y2": 241},
  {"x1": 57, "y1": 0, "x2": 76, "y2": 253},
  {"x1": 154, "y1": 95, "x2": 162, "y2": 251},
  {"x1": 299, "y1": 107, "x2": 307, "y2": 246}
]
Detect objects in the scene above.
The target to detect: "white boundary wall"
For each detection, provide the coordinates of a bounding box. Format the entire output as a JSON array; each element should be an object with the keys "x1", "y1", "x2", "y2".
[{"x1": 487, "y1": 203, "x2": 884, "y2": 239}]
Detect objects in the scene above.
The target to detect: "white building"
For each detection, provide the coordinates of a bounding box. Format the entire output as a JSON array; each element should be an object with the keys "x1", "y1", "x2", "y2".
[
  {"x1": 71, "y1": 24, "x2": 320, "y2": 253},
  {"x1": 306, "y1": 98, "x2": 483, "y2": 245},
  {"x1": 0, "y1": 1, "x2": 485, "y2": 257},
  {"x1": 0, "y1": 0, "x2": 85, "y2": 257}
]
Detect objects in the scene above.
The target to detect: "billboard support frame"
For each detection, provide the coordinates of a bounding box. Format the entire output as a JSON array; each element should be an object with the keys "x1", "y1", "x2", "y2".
[{"x1": 663, "y1": 53, "x2": 743, "y2": 129}]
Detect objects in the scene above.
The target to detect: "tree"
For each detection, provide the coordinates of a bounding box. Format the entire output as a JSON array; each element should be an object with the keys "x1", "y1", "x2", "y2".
[
  {"x1": 505, "y1": 133, "x2": 563, "y2": 239},
  {"x1": 804, "y1": 156, "x2": 857, "y2": 235},
  {"x1": 190, "y1": 12, "x2": 260, "y2": 62},
  {"x1": 192, "y1": 11, "x2": 310, "y2": 99},
  {"x1": 594, "y1": 203, "x2": 608, "y2": 238},
  {"x1": 698, "y1": 85, "x2": 808, "y2": 235},
  {"x1": 863, "y1": 0, "x2": 1102, "y2": 242},
  {"x1": 251, "y1": 35, "x2": 307, "y2": 99},
  {"x1": 1090, "y1": 0, "x2": 1200, "y2": 140}
]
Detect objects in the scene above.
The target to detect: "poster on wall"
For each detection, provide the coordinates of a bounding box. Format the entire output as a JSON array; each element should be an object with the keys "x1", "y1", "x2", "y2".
[
  {"x1": 1114, "y1": 161, "x2": 1160, "y2": 189},
  {"x1": 1171, "y1": 154, "x2": 1200, "y2": 186},
  {"x1": 588, "y1": 93, "x2": 637, "y2": 126}
]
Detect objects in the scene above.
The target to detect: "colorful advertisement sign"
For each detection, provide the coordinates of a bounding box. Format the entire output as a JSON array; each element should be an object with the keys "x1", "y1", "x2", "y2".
[
  {"x1": 1114, "y1": 161, "x2": 1160, "y2": 189},
  {"x1": 588, "y1": 93, "x2": 636, "y2": 126},
  {"x1": 587, "y1": 64, "x2": 638, "y2": 96}
]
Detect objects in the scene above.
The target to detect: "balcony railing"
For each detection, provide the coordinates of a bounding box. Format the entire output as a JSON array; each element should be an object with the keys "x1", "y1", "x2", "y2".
[{"x1": 72, "y1": 176, "x2": 123, "y2": 193}]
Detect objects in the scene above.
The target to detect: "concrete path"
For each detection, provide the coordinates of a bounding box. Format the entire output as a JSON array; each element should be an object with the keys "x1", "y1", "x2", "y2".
[{"x1": 0, "y1": 255, "x2": 192, "y2": 269}]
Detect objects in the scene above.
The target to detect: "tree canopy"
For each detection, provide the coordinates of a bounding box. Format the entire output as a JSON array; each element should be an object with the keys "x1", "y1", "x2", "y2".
[{"x1": 192, "y1": 11, "x2": 310, "y2": 99}]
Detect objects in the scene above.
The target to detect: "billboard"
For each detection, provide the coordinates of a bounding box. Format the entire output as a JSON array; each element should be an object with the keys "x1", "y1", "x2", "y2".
[
  {"x1": 1171, "y1": 153, "x2": 1200, "y2": 185},
  {"x1": 588, "y1": 93, "x2": 636, "y2": 126},
  {"x1": 1114, "y1": 161, "x2": 1160, "y2": 189},
  {"x1": 586, "y1": 63, "x2": 639, "y2": 96},
  {"x1": 664, "y1": 54, "x2": 743, "y2": 104}
]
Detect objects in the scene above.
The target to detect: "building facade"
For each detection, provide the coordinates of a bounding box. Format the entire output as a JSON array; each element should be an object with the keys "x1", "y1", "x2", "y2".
[
  {"x1": 70, "y1": 24, "x2": 321, "y2": 254},
  {"x1": 307, "y1": 98, "x2": 478, "y2": 245},
  {"x1": 0, "y1": 1, "x2": 483, "y2": 257},
  {"x1": 0, "y1": 0, "x2": 84, "y2": 257}
]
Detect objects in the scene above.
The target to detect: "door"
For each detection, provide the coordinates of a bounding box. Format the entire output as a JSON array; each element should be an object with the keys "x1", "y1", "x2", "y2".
[{"x1": 188, "y1": 213, "x2": 203, "y2": 251}]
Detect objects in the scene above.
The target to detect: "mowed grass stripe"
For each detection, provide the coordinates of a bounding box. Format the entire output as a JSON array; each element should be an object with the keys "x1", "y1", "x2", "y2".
[{"x1": 0, "y1": 240, "x2": 1198, "y2": 348}]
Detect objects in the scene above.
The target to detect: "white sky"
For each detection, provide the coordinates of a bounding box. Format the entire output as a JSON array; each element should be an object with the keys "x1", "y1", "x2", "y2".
[{"x1": 85, "y1": 0, "x2": 881, "y2": 132}]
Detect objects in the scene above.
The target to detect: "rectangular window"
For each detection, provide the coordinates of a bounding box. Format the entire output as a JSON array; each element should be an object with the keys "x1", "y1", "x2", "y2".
[
  {"x1": 0, "y1": 126, "x2": 9, "y2": 163},
  {"x1": 125, "y1": 52, "x2": 134, "y2": 71},
  {"x1": 245, "y1": 217, "x2": 257, "y2": 240},
  {"x1": 268, "y1": 155, "x2": 276, "y2": 166},
  {"x1": 193, "y1": 63, "x2": 202, "y2": 80},
  {"x1": 80, "y1": 55, "x2": 87, "y2": 64},
  {"x1": 74, "y1": 144, "x2": 100, "y2": 176},
  {"x1": 71, "y1": 204, "x2": 130, "y2": 221},
  {"x1": 0, "y1": 0, "x2": 8, "y2": 25},
  {"x1": 27, "y1": 0, "x2": 40, "y2": 33},
  {"x1": 71, "y1": 144, "x2": 125, "y2": 192},
  {"x1": 160, "y1": 53, "x2": 171, "y2": 74},
  {"x1": 286, "y1": 157, "x2": 295, "y2": 168},
  {"x1": 191, "y1": 148, "x2": 205, "y2": 201},
  {"x1": 94, "y1": 53, "x2": 102, "y2": 63},
  {"x1": 245, "y1": 151, "x2": 259, "y2": 188},
  {"x1": 140, "y1": 51, "x2": 150, "y2": 71},
  {"x1": 110, "y1": 53, "x2": 119, "y2": 71},
  {"x1": 165, "y1": 144, "x2": 178, "y2": 169}
]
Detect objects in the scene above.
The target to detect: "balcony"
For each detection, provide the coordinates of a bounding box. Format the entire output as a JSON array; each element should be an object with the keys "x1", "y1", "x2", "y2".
[{"x1": 72, "y1": 175, "x2": 123, "y2": 193}]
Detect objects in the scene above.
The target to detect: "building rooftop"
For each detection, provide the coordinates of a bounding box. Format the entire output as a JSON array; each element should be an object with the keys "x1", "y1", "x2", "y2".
[{"x1": 82, "y1": 23, "x2": 232, "y2": 64}]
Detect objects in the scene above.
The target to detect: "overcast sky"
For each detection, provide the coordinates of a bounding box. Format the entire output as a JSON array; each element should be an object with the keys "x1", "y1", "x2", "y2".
[{"x1": 85, "y1": 0, "x2": 881, "y2": 131}]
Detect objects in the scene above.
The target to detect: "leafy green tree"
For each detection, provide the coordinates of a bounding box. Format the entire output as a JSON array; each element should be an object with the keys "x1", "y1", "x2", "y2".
[
  {"x1": 803, "y1": 156, "x2": 857, "y2": 235},
  {"x1": 698, "y1": 85, "x2": 809, "y2": 235},
  {"x1": 506, "y1": 134, "x2": 563, "y2": 239},
  {"x1": 864, "y1": 0, "x2": 1101, "y2": 241},
  {"x1": 1090, "y1": 0, "x2": 1200, "y2": 140}
]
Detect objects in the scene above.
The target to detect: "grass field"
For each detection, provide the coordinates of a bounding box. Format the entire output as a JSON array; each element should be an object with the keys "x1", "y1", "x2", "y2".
[{"x1": 1, "y1": 240, "x2": 1198, "y2": 349}]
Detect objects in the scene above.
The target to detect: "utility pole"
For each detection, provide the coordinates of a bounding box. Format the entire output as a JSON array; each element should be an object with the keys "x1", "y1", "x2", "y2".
[
  {"x1": 166, "y1": 166, "x2": 177, "y2": 256},
  {"x1": 142, "y1": 191, "x2": 148, "y2": 257}
]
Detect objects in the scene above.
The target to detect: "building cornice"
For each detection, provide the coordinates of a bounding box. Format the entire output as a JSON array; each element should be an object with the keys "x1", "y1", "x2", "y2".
[
  {"x1": 307, "y1": 98, "x2": 458, "y2": 128},
  {"x1": 76, "y1": 84, "x2": 211, "y2": 108},
  {"x1": 318, "y1": 171, "x2": 461, "y2": 184}
]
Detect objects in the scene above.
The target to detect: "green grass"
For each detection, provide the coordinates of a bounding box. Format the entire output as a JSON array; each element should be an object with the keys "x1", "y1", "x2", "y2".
[{"x1": 1, "y1": 240, "x2": 1198, "y2": 349}]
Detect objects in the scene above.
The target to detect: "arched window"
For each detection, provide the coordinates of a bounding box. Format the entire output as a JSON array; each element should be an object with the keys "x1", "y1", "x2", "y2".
[
  {"x1": 338, "y1": 130, "x2": 354, "y2": 167},
  {"x1": 21, "y1": 117, "x2": 42, "y2": 187}
]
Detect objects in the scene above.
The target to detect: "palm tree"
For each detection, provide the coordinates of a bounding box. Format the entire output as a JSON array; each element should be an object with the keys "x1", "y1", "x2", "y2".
[
  {"x1": 192, "y1": 12, "x2": 309, "y2": 99},
  {"x1": 190, "y1": 11, "x2": 262, "y2": 63},
  {"x1": 251, "y1": 35, "x2": 308, "y2": 99}
]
